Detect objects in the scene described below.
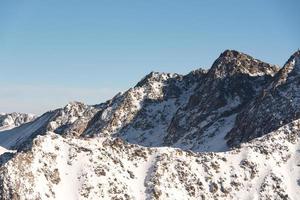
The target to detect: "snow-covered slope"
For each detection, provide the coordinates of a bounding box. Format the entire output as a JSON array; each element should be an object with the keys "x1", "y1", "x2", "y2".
[
  {"x1": 1, "y1": 119, "x2": 299, "y2": 200},
  {"x1": 0, "y1": 102, "x2": 99, "y2": 154},
  {"x1": 1, "y1": 49, "x2": 300, "y2": 199},
  {"x1": 83, "y1": 70, "x2": 206, "y2": 147}
]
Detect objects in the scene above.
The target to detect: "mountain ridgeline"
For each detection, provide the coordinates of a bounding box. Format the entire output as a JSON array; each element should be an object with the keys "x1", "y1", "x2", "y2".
[
  {"x1": 1, "y1": 49, "x2": 285, "y2": 152},
  {"x1": 1, "y1": 50, "x2": 300, "y2": 200}
]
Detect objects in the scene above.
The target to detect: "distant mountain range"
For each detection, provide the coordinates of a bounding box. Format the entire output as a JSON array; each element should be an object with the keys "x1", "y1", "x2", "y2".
[
  {"x1": 0, "y1": 49, "x2": 300, "y2": 200},
  {"x1": 0, "y1": 112, "x2": 35, "y2": 131}
]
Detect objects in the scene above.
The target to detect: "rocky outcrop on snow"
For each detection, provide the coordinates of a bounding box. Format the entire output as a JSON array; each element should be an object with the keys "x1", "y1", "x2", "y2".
[
  {"x1": 1, "y1": 119, "x2": 299, "y2": 200},
  {"x1": 1, "y1": 49, "x2": 300, "y2": 199}
]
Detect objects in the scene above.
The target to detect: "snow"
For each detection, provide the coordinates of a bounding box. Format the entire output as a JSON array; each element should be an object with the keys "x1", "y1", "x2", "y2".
[
  {"x1": 195, "y1": 114, "x2": 237, "y2": 152},
  {"x1": 0, "y1": 146, "x2": 16, "y2": 155},
  {"x1": 0, "y1": 113, "x2": 51, "y2": 151},
  {"x1": 2, "y1": 118, "x2": 300, "y2": 199}
]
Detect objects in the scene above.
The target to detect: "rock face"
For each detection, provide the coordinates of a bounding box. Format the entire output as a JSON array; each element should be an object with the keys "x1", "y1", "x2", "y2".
[
  {"x1": 0, "y1": 49, "x2": 300, "y2": 199},
  {"x1": 164, "y1": 50, "x2": 279, "y2": 151},
  {"x1": 226, "y1": 50, "x2": 300, "y2": 146}
]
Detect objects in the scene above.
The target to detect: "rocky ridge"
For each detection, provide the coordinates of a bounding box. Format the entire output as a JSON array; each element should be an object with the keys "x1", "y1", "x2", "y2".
[
  {"x1": 0, "y1": 49, "x2": 300, "y2": 199},
  {"x1": 227, "y1": 50, "x2": 300, "y2": 146}
]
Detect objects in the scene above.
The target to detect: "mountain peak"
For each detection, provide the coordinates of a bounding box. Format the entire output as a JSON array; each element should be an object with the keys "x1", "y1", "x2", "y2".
[
  {"x1": 2, "y1": 50, "x2": 300, "y2": 199},
  {"x1": 135, "y1": 71, "x2": 180, "y2": 88},
  {"x1": 291, "y1": 49, "x2": 300, "y2": 57},
  {"x1": 273, "y1": 49, "x2": 300, "y2": 87},
  {"x1": 208, "y1": 50, "x2": 279, "y2": 78},
  {"x1": 287, "y1": 49, "x2": 300, "y2": 63},
  {"x1": 219, "y1": 49, "x2": 248, "y2": 59},
  {"x1": 284, "y1": 49, "x2": 300, "y2": 67}
]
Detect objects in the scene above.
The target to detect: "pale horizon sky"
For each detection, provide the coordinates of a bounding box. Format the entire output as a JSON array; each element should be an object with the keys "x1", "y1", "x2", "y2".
[{"x1": 0, "y1": 0, "x2": 299, "y2": 114}]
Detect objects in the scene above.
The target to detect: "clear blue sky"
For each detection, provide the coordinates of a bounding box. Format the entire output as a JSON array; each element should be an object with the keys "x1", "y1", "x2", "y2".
[{"x1": 0, "y1": 0, "x2": 299, "y2": 114}]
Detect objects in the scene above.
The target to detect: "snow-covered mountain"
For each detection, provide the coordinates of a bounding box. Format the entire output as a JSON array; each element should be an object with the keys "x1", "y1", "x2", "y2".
[
  {"x1": 0, "y1": 49, "x2": 300, "y2": 199},
  {"x1": 226, "y1": 50, "x2": 300, "y2": 146},
  {"x1": 0, "y1": 102, "x2": 99, "y2": 154},
  {"x1": 0, "y1": 113, "x2": 36, "y2": 131}
]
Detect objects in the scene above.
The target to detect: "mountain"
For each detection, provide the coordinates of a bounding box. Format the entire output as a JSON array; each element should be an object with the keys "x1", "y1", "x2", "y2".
[
  {"x1": 164, "y1": 50, "x2": 279, "y2": 151},
  {"x1": 0, "y1": 102, "x2": 99, "y2": 154},
  {"x1": 0, "y1": 113, "x2": 36, "y2": 131},
  {"x1": 0, "y1": 50, "x2": 299, "y2": 200},
  {"x1": 226, "y1": 50, "x2": 300, "y2": 146},
  {"x1": 0, "y1": 112, "x2": 36, "y2": 155}
]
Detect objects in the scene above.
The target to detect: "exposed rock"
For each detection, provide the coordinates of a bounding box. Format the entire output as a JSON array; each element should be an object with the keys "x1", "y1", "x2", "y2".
[{"x1": 1, "y1": 50, "x2": 300, "y2": 199}]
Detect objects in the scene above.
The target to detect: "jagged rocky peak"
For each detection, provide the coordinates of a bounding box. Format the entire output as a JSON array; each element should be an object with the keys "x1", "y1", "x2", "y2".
[
  {"x1": 184, "y1": 68, "x2": 207, "y2": 79},
  {"x1": 47, "y1": 101, "x2": 99, "y2": 135},
  {"x1": 135, "y1": 71, "x2": 181, "y2": 88},
  {"x1": 208, "y1": 49, "x2": 279, "y2": 78},
  {"x1": 273, "y1": 49, "x2": 300, "y2": 86},
  {"x1": 285, "y1": 49, "x2": 300, "y2": 71},
  {"x1": 164, "y1": 51, "x2": 282, "y2": 150},
  {"x1": 82, "y1": 68, "x2": 206, "y2": 141},
  {"x1": 49, "y1": 101, "x2": 92, "y2": 129},
  {"x1": 62, "y1": 101, "x2": 88, "y2": 114},
  {"x1": 226, "y1": 50, "x2": 300, "y2": 147}
]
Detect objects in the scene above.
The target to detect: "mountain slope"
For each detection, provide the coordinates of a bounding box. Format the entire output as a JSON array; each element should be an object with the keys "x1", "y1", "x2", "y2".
[
  {"x1": 83, "y1": 70, "x2": 206, "y2": 147},
  {"x1": 0, "y1": 102, "x2": 99, "y2": 154},
  {"x1": 1, "y1": 119, "x2": 299, "y2": 200},
  {"x1": 1, "y1": 49, "x2": 300, "y2": 199},
  {"x1": 0, "y1": 50, "x2": 282, "y2": 153},
  {"x1": 164, "y1": 50, "x2": 279, "y2": 151},
  {"x1": 226, "y1": 50, "x2": 300, "y2": 146},
  {"x1": 81, "y1": 50, "x2": 279, "y2": 152}
]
